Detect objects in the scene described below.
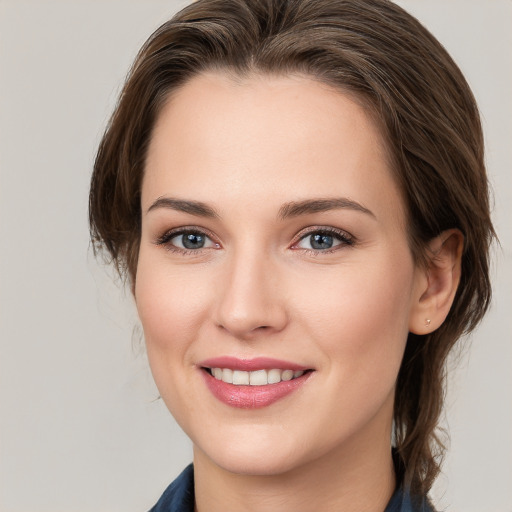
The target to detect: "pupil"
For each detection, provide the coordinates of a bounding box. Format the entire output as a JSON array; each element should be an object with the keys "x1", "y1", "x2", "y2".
[
  {"x1": 311, "y1": 233, "x2": 333, "y2": 250},
  {"x1": 182, "y1": 233, "x2": 205, "y2": 249}
]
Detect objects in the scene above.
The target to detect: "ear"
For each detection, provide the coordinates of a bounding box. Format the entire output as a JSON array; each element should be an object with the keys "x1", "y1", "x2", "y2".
[{"x1": 409, "y1": 229, "x2": 464, "y2": 335}]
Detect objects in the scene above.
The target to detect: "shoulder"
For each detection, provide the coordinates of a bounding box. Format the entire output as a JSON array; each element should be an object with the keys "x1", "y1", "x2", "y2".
[{"x1": 148, "y1": 464, "x2": 195, "y2": 512}]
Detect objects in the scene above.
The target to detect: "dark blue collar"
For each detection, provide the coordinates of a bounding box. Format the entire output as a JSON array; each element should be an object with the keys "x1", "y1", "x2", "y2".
[
  {"x1": 149, "y1": 464, "x2": 434, "y2": 512},
  {"x1": 149, "y1": 465, "x2": 195, "y2": 512}
]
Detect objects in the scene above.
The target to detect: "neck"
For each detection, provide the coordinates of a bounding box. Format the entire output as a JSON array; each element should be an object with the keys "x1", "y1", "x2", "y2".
[{"x1": 193, "y1": 408, "x2": 396, "y2": 512}]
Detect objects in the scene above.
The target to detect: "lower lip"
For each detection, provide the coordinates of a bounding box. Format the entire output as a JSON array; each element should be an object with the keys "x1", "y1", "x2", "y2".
[{"x1": 202, "y1": 370, "x2": 312, "y2": 409}]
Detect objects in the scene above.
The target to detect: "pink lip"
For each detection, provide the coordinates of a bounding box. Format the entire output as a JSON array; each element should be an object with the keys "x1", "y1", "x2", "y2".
[
  {"x1": 198, "y1": 357, "x2": 313, "y2": 409},
  {"x1": 199, "y1": 356, "x2": 309, "y2": 372}
]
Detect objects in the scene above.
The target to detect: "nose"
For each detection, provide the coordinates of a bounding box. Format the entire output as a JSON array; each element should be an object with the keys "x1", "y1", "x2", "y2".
[{"x1": 213, "y1": 249, "x2": 288, "y2": 340}]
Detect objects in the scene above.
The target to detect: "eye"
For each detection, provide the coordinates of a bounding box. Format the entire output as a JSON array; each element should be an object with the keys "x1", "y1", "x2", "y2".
[
  {"x1": 294, "y1": 228, "x2": 354, "y2": 252},
  {"x1": 156, "y1": 228, "x2": 219, "y2": 253},
  {"x1": 172, "y1": 232, "x2": 210, "y2": 250}
]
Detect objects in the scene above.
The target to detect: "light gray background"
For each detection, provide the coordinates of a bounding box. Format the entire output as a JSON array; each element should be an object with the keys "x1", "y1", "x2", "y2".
[{"x1": 0, "y1": 1, "x2": 510, "y2": 511}]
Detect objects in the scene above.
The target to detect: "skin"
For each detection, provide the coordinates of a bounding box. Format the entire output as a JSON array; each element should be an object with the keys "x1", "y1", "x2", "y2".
[{"x1": 135, "y1": 72, "x2": 462, "y2": 512}]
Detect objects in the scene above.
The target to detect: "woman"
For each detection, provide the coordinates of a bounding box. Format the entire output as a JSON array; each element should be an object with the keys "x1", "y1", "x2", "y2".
[{"x1": 89, "y1": 0, "x2": 495, "y2": 510}]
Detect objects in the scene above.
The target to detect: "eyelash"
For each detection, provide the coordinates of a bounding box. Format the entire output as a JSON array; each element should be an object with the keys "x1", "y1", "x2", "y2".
[
  {"x1": 154, "y1": 226, "x2": 355, "y2": 255},
  {"x1": 155, "y1": 227, "x2": 220, "y2": 255},
  {"x1": 292, "y1": 227, "x2": 355, "y2": 254}
]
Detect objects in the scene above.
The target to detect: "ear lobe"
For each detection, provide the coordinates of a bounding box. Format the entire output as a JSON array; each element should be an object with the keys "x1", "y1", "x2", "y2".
[{"x1": 409, "y1": 229, "x2": 464, "y2": 335}]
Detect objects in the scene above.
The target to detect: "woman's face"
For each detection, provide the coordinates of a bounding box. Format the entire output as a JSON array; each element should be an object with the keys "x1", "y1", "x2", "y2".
[{"x1": 136, "y1": 72, "x2": 426, "y2": 476}]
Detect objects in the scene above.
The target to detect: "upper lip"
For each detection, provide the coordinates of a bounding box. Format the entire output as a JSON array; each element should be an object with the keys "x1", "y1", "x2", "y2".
[{"x1": 198, "y1": 356, "x2": 311, "y2": 372}]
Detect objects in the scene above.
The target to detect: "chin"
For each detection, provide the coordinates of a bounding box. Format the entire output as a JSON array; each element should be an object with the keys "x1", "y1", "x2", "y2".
[
  {"x1": 209, "y1": 449, "x2": 305, "y2": 477},
  {"x1": 193, "y1": 428, "x2": 312, "y2": 477}
]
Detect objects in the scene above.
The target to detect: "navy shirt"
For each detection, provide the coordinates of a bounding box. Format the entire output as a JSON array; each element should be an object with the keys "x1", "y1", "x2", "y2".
[{"x1": 149, "y1": 464, "x2": 435, "y2": 512}]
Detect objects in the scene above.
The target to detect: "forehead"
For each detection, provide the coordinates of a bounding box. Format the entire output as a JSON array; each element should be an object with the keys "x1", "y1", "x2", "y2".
[{"x1": 143, "y1": 71, "x2": 404, "y2": 226}]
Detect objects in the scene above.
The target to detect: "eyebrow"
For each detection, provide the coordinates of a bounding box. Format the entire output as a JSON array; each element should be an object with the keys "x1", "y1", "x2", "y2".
[
  {"x1": 278, "y1": 198, "x2": 375, "y2": 220},
  {"x1": 146, "y1": 197, "x2": 220, "y2": 218},
  {"x1": 146, "y1": 196, "x2": 374, "y2": 220}
]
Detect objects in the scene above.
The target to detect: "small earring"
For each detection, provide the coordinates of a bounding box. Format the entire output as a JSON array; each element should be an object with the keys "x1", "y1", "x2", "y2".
[{"x1": 425, "y1": 319, "x2": 431, "y2": 327}]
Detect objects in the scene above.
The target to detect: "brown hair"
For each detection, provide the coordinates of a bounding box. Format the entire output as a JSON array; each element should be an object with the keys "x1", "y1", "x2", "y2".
[{"x1": 89, "y1": 0, "x2": 495, "y2": 496}]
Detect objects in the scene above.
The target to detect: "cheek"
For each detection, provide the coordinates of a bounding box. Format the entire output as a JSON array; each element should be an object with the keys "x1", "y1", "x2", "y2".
[
  {"x1": 134, "y1": 253, "x2": 215, "y2": 423},
  {"x1": 292, "y1": 253, "x2": 415, "y2": 373},
  {"x1": 134, "y1": 252, "x2": 212, "y2": 363}
]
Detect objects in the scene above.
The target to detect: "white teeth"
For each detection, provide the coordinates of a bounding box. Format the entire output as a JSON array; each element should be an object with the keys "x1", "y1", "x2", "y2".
[
  {"x1": 222, "y1": 368, "x2": 233, "y2": 383},
  {"x1": 267, "y1": 369, "x2": 281, "y2": 384},
  {"x1": 232, "y1": 370, "x2": 250, "y2": 385},
  {"x1": 249, "y1": 370, "x2": 267, "y2": 386},
  {"x1": 210, "y1": 368, "x2": 306, "y2": 386},
  {"x1": 281, "y1": 369, "x2": 294, "y2": 381}
]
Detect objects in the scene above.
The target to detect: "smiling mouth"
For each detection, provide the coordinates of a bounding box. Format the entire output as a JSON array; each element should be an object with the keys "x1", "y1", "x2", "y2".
[{"x1": 203, "y1": 367, "x2": 311, "y2": 386}]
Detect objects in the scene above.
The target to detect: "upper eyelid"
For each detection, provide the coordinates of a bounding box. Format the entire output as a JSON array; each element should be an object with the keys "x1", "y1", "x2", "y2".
[
  {"x1": 154, "y1": 227, "x2": 220, "y2": 255},
  {"x1": 291, "y1": 226, "x2": 355, "y2": 251},
  {"x1": 294, "y1": 225, "x2": 354, "y2": 240},
  {"x1": 156, "y1": 225, "x2": 219, "y2": 243}
]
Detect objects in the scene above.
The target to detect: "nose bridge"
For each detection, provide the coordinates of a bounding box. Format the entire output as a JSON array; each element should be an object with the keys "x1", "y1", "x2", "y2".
[{"x1": 214, "y1": 242, "x2": 287, "y2": 338}]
